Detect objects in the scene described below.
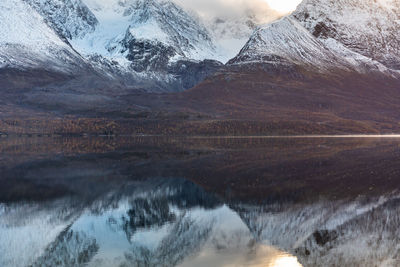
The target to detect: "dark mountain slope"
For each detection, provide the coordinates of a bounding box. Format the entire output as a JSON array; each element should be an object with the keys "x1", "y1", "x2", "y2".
[{"x1": 169, "y1": 65, "x2": 400, "y2": 133}]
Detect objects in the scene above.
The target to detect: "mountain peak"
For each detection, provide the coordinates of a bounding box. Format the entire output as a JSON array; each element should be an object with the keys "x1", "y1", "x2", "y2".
[
  {"x1": 229, "y1": 17, "x2": 341, "y2": 69},
  {"x1": 293, "y1": 0, "x2": 400, "y2": 69},
  {"x1": 229, "y1": 0, "x2": 400, "y2": 75}
]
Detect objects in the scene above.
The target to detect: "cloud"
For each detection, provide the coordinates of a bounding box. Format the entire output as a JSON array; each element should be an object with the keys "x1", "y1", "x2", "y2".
[
  {"x1": 84, "y1": 0, "x2": 284, "y2": 25},
  {"x1": 172, "y1": 0, "x2": 281, "y2": 24}
]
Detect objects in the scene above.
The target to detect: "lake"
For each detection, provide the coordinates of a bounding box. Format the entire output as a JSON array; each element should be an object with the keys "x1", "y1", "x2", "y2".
[{"x1": 1, "y1": 136, "x2": 400, "y2": 267}]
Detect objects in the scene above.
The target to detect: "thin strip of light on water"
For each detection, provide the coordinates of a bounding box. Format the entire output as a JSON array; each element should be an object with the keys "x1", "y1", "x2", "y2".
[{"x1": 189, "y1": 135, "x2": 400, "y2": 139}]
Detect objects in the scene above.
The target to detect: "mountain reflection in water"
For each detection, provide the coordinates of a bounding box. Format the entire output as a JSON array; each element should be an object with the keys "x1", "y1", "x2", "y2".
[{"x1": 2, "y1": 136, "x2": 400, "y2": 267}]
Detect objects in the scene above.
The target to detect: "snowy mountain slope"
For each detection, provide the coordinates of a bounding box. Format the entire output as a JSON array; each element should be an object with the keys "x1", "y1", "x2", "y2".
[
  {"x1": 230, "y1": 0, "x2": 400, "y2": 75},
  {"x1": 74, "y1": 0, "x2": 275, "y2": 66},
  {"x1": 0, "y1": 0, "x2": 227, "y2": 93},
  {"x1": 119, "y1": 0, "x2": 216, "y2": 72},
  {"x1": 126, "y1": 0, "x2": 215, "y2": 60},
  {"x1": 4, "y1": 0, "x2": 400, "y2": 98},
  {"x1": 0, "y1": 0, "x2": 147, "y2": 94},
  {"x1": 23, "y1": 0, "x2": 98, "y2": 41},
  {"x1": 293, "y1": 0, "x2": 400, "y2": 70},
  {"x1": 228, "y1": 17, "x2": 348, "y2": 70},
  {"x1": 0, "y1": 0, "x2": 86, "y2": 73},
  {"x1": 68, "y1": 0, "x2": 218, "y2": 72},
  {"x1": 18, "y1": 0, "x2": 223, "y2": 91}
]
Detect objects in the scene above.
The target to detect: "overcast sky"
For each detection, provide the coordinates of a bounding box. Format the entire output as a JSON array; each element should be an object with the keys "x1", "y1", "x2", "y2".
[
  {"x1": 84, "y1": 0, "x2": 301, "y2": 26},
  {"x1": 173, "y1": 0, "x2": 302, "y2": 19},
  {"x1": 175, "y1": 0, "x2": 283, "y2": 24}
]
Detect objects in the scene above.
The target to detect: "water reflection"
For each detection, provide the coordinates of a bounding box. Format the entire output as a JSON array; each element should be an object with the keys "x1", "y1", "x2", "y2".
[
  {"x1": 0, "y1": 178, "x2": 302, "y2": 267},
  {"x1": 2, "y1": 137, "x2": 400, "y2": 266}
]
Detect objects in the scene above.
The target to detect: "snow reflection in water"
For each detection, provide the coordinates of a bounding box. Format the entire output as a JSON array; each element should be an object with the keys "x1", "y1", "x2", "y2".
[{"x1": 0, "y1": 179, "x2": 302, "y2": 267}]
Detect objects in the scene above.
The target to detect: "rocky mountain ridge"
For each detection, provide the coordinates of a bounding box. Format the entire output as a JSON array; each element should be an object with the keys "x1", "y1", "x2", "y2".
[
  {"x1": 294, "y1": 0, "x2": 400, "y2": 70},
  {"x1": 230, "y1": 0, "x2": 400, "y2": 76},
  {"x1": 1, "y1": 0, "x2": 230, "y2": 92}
]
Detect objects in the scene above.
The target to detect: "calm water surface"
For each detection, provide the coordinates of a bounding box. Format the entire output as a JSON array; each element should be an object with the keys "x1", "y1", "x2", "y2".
[{"x1": 1, "y1": 136, "x2": 400, "y2": 267}]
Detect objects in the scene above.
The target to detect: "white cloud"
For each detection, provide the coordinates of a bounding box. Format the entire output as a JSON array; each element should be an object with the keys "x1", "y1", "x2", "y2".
[
  {"x1": 84, "y1": 0, "x2": 290, "y2": 24},
  {"x1": 266, "y1": 0, "x2": 302, "y2": 13},
  {"x1": 172, "y1": 0, "x2": 282, "y2": 23}
]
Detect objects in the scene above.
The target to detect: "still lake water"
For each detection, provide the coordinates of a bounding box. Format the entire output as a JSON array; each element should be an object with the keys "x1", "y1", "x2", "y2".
[{"x1": 2, "y1": 136, "x2": 400, "y2": 267}]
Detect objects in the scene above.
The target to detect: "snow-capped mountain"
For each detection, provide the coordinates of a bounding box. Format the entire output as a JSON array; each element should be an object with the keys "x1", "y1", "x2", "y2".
[
  {"x1": 0, "y1": 0, "x2": 287, "y2": 94},
  {"x1": 0, "y1": 0, "x2": 229, "y2": 92},
  {"x1": 72, "y1": 0, "x2": 219, "y2": 71},
  {"x1": 0, "y1": 0, "x2": 86, "y2": 73},
  {"x1": 230, "y1": 0, "x2": 400, "y2": 75},
  {"x1": 3, "y1": 0, "x2": 400, "y2": 116},
  {"x1": 293, "y1": 0, "x2": 400, "y2": 70},
  {"x1": 229, "y1": 17, "x2": 347, "y2": 69}
]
